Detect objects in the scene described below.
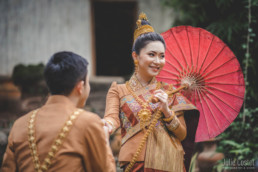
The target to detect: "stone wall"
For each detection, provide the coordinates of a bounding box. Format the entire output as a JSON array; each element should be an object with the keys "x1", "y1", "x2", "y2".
[{"x1": 0, "y1": 0, "x2": 92, "y2": 76}]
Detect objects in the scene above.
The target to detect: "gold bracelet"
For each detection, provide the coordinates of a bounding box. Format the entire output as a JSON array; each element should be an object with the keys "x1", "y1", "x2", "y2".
[
  {"x1": 166, "y1": 116, "x2": 180, "y2": 131},
  {"x1": 106, "y1": 120, "x2": 115, "y2": 133},
  {"x1": 162, "y1": 110, "x2": 175, "y2": 123}
]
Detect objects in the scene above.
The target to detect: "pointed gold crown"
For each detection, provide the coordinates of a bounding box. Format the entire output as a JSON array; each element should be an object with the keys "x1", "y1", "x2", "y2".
[{"x1": 133, "y1": 12, "x2": 155, "y2": 41}]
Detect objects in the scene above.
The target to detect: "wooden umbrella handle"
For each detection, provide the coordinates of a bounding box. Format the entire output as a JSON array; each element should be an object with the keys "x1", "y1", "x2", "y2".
[{"x1": 151, "y1": 84, "x2": 189, "y2": 103}]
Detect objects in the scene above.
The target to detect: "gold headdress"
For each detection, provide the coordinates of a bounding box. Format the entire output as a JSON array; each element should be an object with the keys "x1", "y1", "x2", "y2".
[{"x1": 133, "y1": 12, "x2": 155, "y2": 41}]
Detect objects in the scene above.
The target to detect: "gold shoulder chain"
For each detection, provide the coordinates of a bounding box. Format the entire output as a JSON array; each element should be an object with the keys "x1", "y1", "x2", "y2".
[
  {"x1": 126, "y1": 81, "x2": 161, "y2": 129},
  {"x1": 28, "y1": 108, "x2": 83, "y2": 172}
]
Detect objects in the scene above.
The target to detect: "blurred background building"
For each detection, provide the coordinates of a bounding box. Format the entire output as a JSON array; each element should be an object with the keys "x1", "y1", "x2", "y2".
[{"x1": 0, "y1": 0, "x2": 175, "y2": 77}]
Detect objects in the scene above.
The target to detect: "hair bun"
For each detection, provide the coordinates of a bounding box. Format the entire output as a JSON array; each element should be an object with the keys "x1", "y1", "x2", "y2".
[
  {"x1": 139, "y1": 12, "x2": 148, "y2": 21},
  {"x1": 134, "y1": 12, "x2": 155, "y2": 41}
]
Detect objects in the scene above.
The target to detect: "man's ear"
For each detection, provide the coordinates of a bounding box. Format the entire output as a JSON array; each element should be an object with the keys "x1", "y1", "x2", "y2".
[
  {"x1": 132, "y1": 51, "x2": 138, "y2": 61},
  {"x1": 76, "y1": 81, "x2": 84, "y2": 95}
]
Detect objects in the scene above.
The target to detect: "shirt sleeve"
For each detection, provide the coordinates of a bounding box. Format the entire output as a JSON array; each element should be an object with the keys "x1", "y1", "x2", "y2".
[
  {"x1": 83, "y1": 114, "x2": 116, "y2": 172},
  {"x1": 1, "y1": 127, "x2": 17, "y2": 172},
  {"x1": 104, "y1": 82, "x2": 121, "y2": 133}
]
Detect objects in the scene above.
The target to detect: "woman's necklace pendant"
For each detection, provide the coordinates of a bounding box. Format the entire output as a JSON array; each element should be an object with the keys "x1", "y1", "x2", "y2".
[
  {"x1": 126, "y1": 78, "x2": 161, "y2": 129},
  {"x1": 138, "y1": 108, "x2": 152, "y2": 122}
]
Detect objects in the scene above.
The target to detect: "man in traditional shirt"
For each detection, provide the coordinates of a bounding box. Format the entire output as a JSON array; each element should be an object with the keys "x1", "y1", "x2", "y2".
[{"x1": 1, "y1": 51, "x2": 115, "y2": 172}]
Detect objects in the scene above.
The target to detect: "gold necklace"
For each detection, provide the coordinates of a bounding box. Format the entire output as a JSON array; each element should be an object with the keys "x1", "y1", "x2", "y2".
[
  {"x1": 126, "y1": 80, "x2": 161, "y2": 129},
  {"x1": 28, "y1": 108, "x2": 82, "y2": 172}
]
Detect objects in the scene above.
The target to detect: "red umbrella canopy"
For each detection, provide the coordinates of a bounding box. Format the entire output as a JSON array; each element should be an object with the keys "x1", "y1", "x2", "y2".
[{"x1": 157, "y1": 26, "x2": 245, "y2": 142}]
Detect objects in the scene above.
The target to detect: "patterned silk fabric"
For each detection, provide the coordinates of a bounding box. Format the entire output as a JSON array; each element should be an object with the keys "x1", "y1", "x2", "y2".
[{"x1": 120, "y1": 75, "x2": 196, "y2": 145}]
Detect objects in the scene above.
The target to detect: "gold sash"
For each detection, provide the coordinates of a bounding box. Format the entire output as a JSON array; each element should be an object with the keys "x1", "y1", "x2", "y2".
[{"x1": 144, "y1": 125, "x2": 185, "y2": 172}]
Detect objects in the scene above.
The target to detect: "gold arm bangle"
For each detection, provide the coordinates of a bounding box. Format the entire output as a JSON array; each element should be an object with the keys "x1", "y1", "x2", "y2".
[
  {"x1": 166, "y1": 116, "x2": 180, "y2": 131},
  {"x1": 162, "y1": 110, "x2": 175, "y2": 123},
  {"x1": 106, "y1": 120, "x2": 115, "y2": 132}
]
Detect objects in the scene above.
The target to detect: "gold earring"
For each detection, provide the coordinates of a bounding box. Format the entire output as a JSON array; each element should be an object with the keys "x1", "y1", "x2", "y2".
[{"x1": 134, "y1": 60, "x2": 138, "y2": 73}]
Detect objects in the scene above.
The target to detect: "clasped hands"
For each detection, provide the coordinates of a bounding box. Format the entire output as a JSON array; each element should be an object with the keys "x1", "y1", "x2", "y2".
[
  {"x1": 102, "y1": 89, "x2": 174, "y2": 137},
  {"x1": 154, "y1": 89, "x2": 172, "y2": 119}
]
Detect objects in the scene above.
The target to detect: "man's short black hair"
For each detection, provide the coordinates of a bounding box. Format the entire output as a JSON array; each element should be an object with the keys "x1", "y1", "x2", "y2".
[{"x1": 44, "y1": 51, "x2": 88, "y2": 95}]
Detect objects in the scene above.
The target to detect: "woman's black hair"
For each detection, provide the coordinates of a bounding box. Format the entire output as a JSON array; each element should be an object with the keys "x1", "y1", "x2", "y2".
[
  {"x1": 132, "y1": 20, "x2": 166, "y2": 54},
  {"x1": 44, "y1": 51, "x2": 88, "y2": 96}
]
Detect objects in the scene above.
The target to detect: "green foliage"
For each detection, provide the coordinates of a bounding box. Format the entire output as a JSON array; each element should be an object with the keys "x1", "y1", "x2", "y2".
[
  {"x1": 12, "y1": 63, "x2": 44, "y2": 85},
  {"x1": 216, "y1": 108, "x2": 258, "y2": 159},
  {"x1": 12, "y1": 63, "x2": 46, "y2": 96}
]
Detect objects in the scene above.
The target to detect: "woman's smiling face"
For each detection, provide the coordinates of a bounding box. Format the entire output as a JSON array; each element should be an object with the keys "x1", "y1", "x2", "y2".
[{"x1": 133, "y1": 41, "x2": 165, "y2": 80}]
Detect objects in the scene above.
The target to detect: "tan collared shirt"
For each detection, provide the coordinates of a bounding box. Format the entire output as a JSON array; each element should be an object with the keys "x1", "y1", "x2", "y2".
[{"x1": 1, "y1": 95, "x2": 115, "y2": 172}]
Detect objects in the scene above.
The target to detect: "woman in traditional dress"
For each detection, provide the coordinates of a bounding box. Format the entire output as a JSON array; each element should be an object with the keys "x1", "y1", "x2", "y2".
[{"x1": 103, "y1": 13, "x2": 199, "y2": 172}]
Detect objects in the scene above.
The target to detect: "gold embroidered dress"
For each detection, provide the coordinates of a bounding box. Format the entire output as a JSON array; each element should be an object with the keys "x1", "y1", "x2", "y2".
[{"x1": 104, "y1": 75, "x2": 198, "y2": 171}]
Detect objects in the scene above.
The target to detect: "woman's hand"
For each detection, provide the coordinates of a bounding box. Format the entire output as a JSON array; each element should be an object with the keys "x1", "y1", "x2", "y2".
[
  {"x1": 101, "y1": 119, "x2": 113, "y2": 136},
  {"x1": 154, "y1": 89, "x2": 171, "y2": 118}
]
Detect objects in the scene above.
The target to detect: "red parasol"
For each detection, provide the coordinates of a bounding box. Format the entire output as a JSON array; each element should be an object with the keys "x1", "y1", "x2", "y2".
[{"x1": 157, "y1": 26, "x2": 245, "y2": 142}]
